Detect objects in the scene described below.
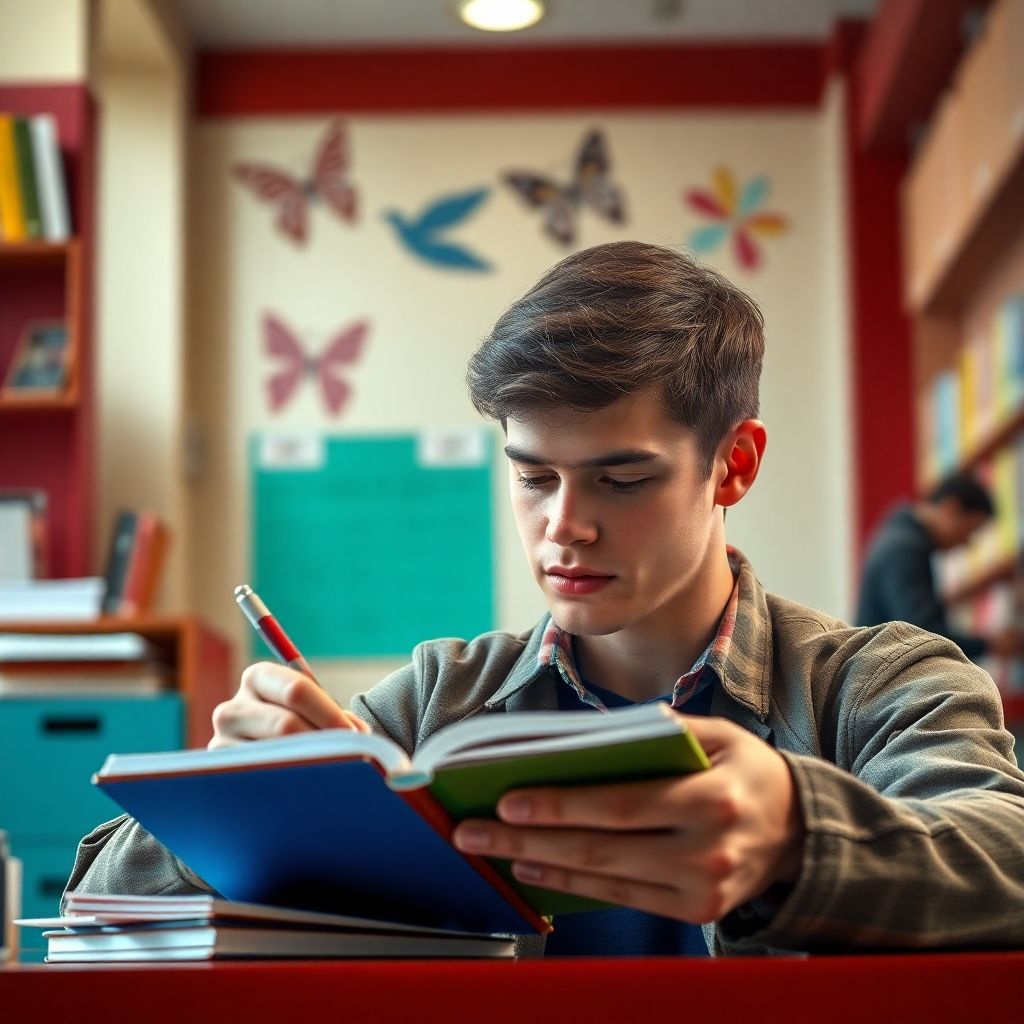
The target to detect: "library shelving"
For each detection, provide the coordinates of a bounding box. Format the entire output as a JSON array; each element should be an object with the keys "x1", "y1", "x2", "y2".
[
  {"x1": 893, "y1": 0, "x2": 1024, "y2": 720},
  {"x1": 0, "y1": 85, "x2": 234, "y2": 956}
]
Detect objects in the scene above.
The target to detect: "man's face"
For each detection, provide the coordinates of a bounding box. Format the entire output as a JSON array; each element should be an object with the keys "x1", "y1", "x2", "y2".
[
  {"x1": 934, "y1": 499, "x2": 989, "y2": 551},
  {"x1": 505, "y1": 391, "x2": 722, "y2": 638}
]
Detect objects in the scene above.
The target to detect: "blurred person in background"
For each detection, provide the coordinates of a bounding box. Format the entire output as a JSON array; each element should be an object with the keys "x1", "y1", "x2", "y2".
[{"x1": 857, "y1": 472, "x2": 1024, "y2": 660}]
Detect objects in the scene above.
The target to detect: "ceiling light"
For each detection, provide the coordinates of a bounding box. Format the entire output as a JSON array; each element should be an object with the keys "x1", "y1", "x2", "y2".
[{"x1": 457, "y1": 0, "x2": 546, "y2": 33}]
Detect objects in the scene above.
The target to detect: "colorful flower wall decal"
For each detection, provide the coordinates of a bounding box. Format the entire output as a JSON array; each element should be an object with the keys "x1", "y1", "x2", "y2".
[{"x1": 684, "y1": 167, "x2": 788, "y2": 271}]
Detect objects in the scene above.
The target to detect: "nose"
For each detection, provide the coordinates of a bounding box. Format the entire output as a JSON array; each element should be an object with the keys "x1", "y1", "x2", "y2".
[{"x1": 545, "y1": 482, "x2": 598, "y2": 546}]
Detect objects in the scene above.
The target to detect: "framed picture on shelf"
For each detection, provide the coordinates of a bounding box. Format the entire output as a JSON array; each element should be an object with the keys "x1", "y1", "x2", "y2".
[{"x1": 1, "y1": 321, "x2": 71, "y2": 395}]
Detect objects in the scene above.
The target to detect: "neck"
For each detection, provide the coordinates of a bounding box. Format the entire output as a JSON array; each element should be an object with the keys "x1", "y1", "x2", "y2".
[{"x1": 573, "y1": 539, "x2": 735, "y2": 704}]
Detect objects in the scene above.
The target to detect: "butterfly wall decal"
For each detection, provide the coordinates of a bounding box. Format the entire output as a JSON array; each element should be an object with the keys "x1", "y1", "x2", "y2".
[
  {"x1": 502, "y1": 129, "x2": 626, "y2": 247},
  {"x1": 263, "y1": 314, "x2": 369, "y2": 417},
  {"x1": 232, "y1": 120, "x2": 357, "y2": 246}
]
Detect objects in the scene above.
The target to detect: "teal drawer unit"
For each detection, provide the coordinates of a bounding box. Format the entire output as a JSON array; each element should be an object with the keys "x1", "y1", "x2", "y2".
[
  {"x1": 0, "y1": 694, "x2": 183, "y2": 842},
  {"x1": 11, "y1": 839, "x2": 79, "y2": 962}
]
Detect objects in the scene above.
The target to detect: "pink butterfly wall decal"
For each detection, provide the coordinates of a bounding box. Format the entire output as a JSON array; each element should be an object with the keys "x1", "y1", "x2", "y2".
[
  {"x1": 232, "y1": 120, "x2": 357, "y2": 246},
  {"x1": 264, "y1": 314, "x2": 369, "y2": 417}
]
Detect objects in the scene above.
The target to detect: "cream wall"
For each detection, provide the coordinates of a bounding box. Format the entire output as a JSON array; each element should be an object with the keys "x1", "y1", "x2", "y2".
[
  {"x1": 187, "y1": 107, "x2": 854, "y2": 706},
  {"x1": 0, "y1": 0, "x2": 88, "y2": 82},
  {"x1": 94, "y1": 0, "x2": 191, "y2": 608}
]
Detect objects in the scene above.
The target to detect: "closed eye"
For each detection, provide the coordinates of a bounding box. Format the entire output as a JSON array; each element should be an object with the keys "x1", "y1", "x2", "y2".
[{"x1": 604, "y1": 477, "x2": 651, "y2": 493}]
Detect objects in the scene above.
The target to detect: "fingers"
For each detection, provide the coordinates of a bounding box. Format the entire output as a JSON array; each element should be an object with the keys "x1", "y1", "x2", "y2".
[
  {"x1": 451, "y1": 820, "x2": 730, "y2": 924},
  {"x1": 209, "y1": 662, "x2": 370, "y2": 747},
  {"x1": 492, "y1": 772, "x2": 739, "y2": 834}
]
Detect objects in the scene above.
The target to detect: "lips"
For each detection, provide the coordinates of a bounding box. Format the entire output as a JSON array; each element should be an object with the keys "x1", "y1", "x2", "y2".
[{"x1": 545, "y1": 566, "x2": 614, "y2": 596}]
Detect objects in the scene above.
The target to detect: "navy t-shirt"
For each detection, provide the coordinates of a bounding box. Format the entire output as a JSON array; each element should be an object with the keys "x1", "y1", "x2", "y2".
[{"x1": 543, "y1": 676, "x2": 713, "y2": 957}]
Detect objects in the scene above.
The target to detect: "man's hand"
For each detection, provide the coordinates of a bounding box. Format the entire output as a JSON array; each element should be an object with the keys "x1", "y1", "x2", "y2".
[
  {"x1": 208, "y1": 661, "x2": 370, "y2": 749},
  {"x1": 452, "y1": 715, "x2": 804, "y2": 924}
]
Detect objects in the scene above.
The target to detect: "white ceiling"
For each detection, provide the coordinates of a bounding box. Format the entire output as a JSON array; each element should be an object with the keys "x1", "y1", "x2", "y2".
[{"x1": 177, "y1": 0, "x2": 878, "y2": 49}]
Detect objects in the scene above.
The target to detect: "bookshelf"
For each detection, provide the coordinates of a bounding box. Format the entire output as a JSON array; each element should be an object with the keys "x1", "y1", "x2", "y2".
[
  {"x1": 0, "y1": 87, "x2": 93, "y2": 579},
  {"x1": 896, "y1": 0, "x2": 1024, "y2": 720}
]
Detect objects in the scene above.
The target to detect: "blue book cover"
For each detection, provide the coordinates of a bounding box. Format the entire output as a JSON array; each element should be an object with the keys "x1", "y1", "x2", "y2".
[{"x1": 97, "y1": 758, "x2": 541, "y2": 935}]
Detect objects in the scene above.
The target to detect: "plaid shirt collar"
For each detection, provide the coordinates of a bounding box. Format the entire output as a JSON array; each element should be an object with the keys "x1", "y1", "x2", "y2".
[{"x1": 538, "y1": 547, "x2": 743, "y2": 712}]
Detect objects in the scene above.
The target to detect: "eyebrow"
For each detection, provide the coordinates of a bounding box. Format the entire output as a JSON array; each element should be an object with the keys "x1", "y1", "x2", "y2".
[{"x1": 503, "y1": 445, "x2": 662, "y2": 469}]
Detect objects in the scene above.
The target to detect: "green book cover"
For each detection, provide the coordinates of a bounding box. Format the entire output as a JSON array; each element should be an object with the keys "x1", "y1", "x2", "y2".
[
  {"x1": 12, "y1": 117, "x2": 41, "y2": 238},
  {"x1": 427, "y1": 728, "x2": 709, "y2": 915}
]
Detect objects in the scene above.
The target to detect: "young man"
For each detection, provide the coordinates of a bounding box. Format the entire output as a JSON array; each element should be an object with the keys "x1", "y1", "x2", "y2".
[
  {"x1": 66, "y1": 242, "x2": 1024, "y2": 955},
  {"x1": 857, "y1": 473, "x2": 1023, "y2": 661}
]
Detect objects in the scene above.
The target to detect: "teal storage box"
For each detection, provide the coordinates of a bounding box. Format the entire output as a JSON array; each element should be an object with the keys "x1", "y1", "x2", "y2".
[{"x1": 0, "y1": 694, "x2": 183, "y2": 842}]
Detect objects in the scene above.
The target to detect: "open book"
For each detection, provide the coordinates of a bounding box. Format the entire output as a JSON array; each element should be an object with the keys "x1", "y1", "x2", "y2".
[{"x1": 94, "y1": 702, "x2": 709, "y2": 935}]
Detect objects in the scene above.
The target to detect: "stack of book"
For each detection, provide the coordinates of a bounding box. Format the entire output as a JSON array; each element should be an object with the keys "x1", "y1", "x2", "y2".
[
  {"x1": 0, "y1": 577, "x2": 105, "y2": 623},
  {"x1": 0, "y1": 112, "x2": 71, "y2": 243},
  {"x1": 0, "y1": 631, "x2": 170, "y2": 696},
  {"x1": 101, "y1": 510, "x2": 171, "y2": 616},
  {"x1": 17, "y1": 893, "x2": 515, "y2": 962}
]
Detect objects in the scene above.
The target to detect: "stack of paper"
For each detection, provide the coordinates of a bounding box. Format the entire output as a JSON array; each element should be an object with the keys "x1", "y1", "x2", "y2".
[
  {"x1": 0, "y1": 578, "x2": 105, "y2": 623},
  {"x1": 17, "y1": 893, "x2": 515, "y2": 962},
  {"x1": 0, "y1": 631, "x2": 170, "y2": 695}
]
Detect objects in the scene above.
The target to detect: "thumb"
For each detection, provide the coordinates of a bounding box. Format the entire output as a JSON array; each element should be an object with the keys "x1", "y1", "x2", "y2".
[{"x1": 674, "y1": 713, "x2": 744, "y2": 756}]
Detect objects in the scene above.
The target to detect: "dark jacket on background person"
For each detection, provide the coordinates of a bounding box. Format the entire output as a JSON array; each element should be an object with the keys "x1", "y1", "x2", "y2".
[{"x1": 857, "y1": 503, "x2": 986, "y2": 660}]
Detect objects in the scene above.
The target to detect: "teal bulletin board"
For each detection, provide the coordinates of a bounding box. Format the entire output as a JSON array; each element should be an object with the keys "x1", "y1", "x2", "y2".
[{"x1": 250, "y1": 431, "x2": 495, "y2": 658}]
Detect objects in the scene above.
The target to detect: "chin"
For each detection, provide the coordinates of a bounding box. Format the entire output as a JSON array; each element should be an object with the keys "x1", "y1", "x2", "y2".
[{"x1": 547, "y1": 601, "x2": 625, "y2": 637}]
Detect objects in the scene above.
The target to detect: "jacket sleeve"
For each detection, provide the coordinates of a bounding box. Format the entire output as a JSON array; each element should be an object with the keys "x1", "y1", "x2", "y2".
[
  {"x1": 717, "y1": 631, "x2": 1024, "y2": 952},
  {"x1": 873, "y1": 546, "x2": 987, "y2": 660},
  {"x1": 61, "y1": 815, "x2": 213, "y2": 914}
]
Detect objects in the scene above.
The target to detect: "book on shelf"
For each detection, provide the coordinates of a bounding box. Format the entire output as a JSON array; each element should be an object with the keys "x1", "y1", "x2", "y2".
[
  {"x1": 0, "y1": 111, "x2": 71, "y2": 243},
  {"x1": 102, "y1": 511, "x2": 170, "y2": 616},
  {"x1": 11, "y1": 117, "x2": 40, "y2": 240},
  {"x1": 0, "y1": 577, "x2": 104, "y2": 622},
  {"x1": 18, "y1": 892, "x2": 515, "y2": 962},
  {"x1": 91, "y1": 702, "x2": 710, "y2": 936},
  {"x1": 27, "y1": 114, "x2": 70, "y2": 241},
  {"x1": 0, "y1": 489, "x2": 47, "y2": 581},
  {"x1": 0, "y1": 113, "x2": 25, "y2": 242}
]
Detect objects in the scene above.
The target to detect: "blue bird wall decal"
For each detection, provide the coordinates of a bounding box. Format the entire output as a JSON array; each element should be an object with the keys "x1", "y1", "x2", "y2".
[{"x1": 383, "y1": 187, "x2": 493, "y2": 272}]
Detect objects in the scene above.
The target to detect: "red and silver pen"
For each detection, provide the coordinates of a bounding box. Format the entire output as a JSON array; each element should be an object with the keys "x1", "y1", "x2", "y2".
[{"x1": 234, "y1": 584, "x2": 319, "y2": 685}]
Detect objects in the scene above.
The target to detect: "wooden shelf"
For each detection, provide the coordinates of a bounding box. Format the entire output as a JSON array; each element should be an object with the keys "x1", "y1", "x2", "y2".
[
  {"x1": 944, "y1": 554, "x2": 1016, "y2": 605},
  {"x1": 0, "y1": 240, "x2": 75, "y2": 269},
  {"x1": 857, "y1": 0, "x2": 988, "y2": 153},
  {"x1": 0, "y1": 614, "x2": 234, "y2": 748},
  {"x1": 0, "y1": 389, "x2": 78, "y2": 412},
  {"x1": 916, "y1": 133, "x2": 1024, "y2": 315},
  {"x1": 923, "y1": 406, "x2": 1024, "y2": 494}
]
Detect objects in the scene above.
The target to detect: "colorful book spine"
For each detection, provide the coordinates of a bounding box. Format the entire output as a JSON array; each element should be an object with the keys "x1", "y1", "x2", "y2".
[
  {"x1": 997, "y1": 294, "x2": 1024, "y2": 419},
  {"x1": 993, "y1": 447, "x2": 1018, "y2": 559},
  {"x1": 120, "y1": 514, "x2": 170, "y2": 616},
  {"x1": 0, "y1": 113, "x2": 27, "y2": 242},
  {"x1": 933, "y1": 369, "x2": 961, "y2": 477},
  {"x1": 101, "y1": 511, "x2": 139, "y2": 615},
  {"x1": 12, "y1": 117, "x2": 41, "y2": 239},
  {"x1": 28, "y1": 114, "x2": 71, "y2": 241}
]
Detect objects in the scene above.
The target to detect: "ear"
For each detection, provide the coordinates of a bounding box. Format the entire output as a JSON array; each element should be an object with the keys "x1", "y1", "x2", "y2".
[{"x1": 714, "y1": 419, "x2": 767, "y2": 508}]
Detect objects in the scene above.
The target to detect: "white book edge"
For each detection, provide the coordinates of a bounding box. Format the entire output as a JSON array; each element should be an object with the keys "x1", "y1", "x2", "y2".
[{"x1": 28, "y1": 114, "x2": 70, "y2": 241}]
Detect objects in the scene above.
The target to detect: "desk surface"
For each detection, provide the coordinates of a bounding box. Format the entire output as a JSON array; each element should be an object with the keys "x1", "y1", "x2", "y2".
[{"x1": 2, "y1": 953, "x2": 1023, "y2": 1023}]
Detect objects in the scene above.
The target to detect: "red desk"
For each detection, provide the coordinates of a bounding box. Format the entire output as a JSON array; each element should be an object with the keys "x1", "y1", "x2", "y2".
[{"x1": 2, "y1": 954, "x2": 1023, "y2": 1023}]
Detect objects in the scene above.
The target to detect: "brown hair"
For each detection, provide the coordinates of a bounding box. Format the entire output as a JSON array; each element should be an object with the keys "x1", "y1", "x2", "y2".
[{"x1": 466, "y1": 240, "x2": 764, "y2": 477}]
